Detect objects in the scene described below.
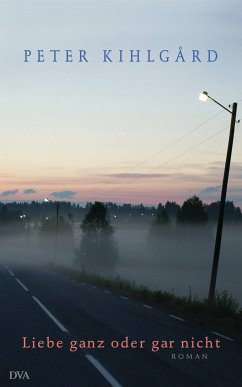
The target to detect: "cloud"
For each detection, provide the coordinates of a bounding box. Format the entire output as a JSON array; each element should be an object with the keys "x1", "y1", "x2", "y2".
[
  {"x1": 106, "y1": 173, "x2": 172, "y2": 179},
  {"x1": 0, "y1": 189, "x2": 18, "y2": 197},
  {"x1": 23, "y1": 188, "x2": 37, "y2": 194},
  {"x1": 50, "y1": 191, "x2": 77, "y2": 199},
  {"x1": 200, "y1": 186, "x2": 222, "y2": 195}
]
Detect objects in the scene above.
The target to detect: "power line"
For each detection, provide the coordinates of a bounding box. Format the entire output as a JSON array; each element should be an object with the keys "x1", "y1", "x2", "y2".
[
  {"x1": 84, "y1": 109, "x2": 225, "y2": 198},
  {"x1": 94, "y1": 125, "x2": 229, "y2": 200},
  {"x1": 117, "y1": 110, "x2": 224, "y2": 175},
  {"x1": 84, "y1": 99, "x2": 242, "y2": 201}
]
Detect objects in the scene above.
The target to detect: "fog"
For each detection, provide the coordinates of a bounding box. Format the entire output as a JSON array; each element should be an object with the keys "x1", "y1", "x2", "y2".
[
  {"x1": 1, "y1": 220, "x2": 242, "y2": 306},
  {"x1": 114, "y1": 223, "x2": 242, "y2": 304}
]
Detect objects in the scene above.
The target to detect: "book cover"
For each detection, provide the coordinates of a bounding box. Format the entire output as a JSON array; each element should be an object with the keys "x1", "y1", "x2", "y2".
[{"x1": 0, "y1": 1, "x2": 241, "y2": 386}]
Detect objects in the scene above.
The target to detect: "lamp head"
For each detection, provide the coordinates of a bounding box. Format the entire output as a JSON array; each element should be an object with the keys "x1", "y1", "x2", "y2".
[{"x1": 199, "y1": 91, "x2": 209, "y2": 102}]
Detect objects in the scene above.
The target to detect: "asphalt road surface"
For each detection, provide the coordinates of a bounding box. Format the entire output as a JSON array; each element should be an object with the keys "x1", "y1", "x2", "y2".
[{"x1": 0, "y1": 262, "x2": 241, "y2": 387}]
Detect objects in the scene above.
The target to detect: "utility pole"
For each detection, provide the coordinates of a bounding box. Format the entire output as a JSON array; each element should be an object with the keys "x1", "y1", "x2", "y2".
[
  {"x1": 199, "y1": 92, "x2": 238, "y2": 301},
  {"x1": 54, "y1": 201, "x2": 60, "y2": 262},
  {"x1": 209, "y1": 102, "x2": 237, "y2": 300}
]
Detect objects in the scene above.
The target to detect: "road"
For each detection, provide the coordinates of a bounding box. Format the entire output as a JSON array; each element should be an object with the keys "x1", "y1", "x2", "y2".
[{"x1": 0, "y1": 262, "x2": 241, "y2": 387}]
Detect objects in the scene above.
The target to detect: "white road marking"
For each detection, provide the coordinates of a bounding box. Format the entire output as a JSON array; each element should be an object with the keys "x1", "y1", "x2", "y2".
[
  {"x1": 142, "y1": 304, "x2": 153, "y2": 309},
  {"x1": 8, "y1": 269, "x2": 15, "y2": 277},
  {"x1": 120, "y1": 296, "x2": 128, "y2": 300},
  {"x1": 169, "y1": 314, "x2": 185, "y2": 322},
  {"x1": 3, "y1": 264, "x2": 9, "y2": 270},
  {"x1": 15, "y1": 278, "x2": 29, "y2": 292},
  {"x1": 86, "y1": 355, "x2": 122, "y2": 387},
  {"x1": 104, "y1": 290, "x2": 111, "y2": 294},
  {"x1": 211, "y1": 331, "x2": 234, "y2": 342},
  {"x1": 32, "y1": 296, "x2": 69, "y2": 334}
]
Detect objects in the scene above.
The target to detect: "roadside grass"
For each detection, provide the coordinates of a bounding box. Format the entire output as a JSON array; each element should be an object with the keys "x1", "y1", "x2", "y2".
[{"x1": 50, "y1": 264, "x2": 242, "y2": 335}]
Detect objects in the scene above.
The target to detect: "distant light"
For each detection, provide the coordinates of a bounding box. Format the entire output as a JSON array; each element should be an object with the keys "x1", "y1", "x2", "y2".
[
  {"x1": 113, "y1": 215, "x2": 117, "y2": 218},
  {"x1": 141, "y1": 213, "x2": 144, "y2": 216},
  {"x1": 44, "y1": 198, "x2": 49, "y2": 202},
  {"x1": 46, "y1": 217, "x2": 49, "y2": 220},
  {"x1": 199, "y1": 91, "x2": 209, "y2": 102}
]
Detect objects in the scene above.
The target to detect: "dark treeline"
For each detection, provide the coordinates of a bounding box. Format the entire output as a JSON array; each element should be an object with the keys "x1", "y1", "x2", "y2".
[
  {"x1": 0, "y1": 198, "x2": 242, "y2": 291},
  {"x1": 0, "y1": 197, "x2": 241, "y2": 225}
]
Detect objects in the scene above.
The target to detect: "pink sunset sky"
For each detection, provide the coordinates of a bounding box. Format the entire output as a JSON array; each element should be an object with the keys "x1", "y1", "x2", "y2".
[{"x1": 1, "y1": 1, "x2": 242, "y2": 207}]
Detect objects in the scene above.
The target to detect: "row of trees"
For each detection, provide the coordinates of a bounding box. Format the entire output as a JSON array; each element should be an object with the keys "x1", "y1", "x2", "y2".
[
  {"x1": 154, "y1": 196, "x2": 208, "y2": 226},
  {"x1": 76, "y1": 197, "x2": 242, "y2": 271},
  {"x1": 1, "y1": 198, "x2": 241, "y2": 223},
  {"x1": 0, "y1": 197, "x2": 241, "y2": 273},
  {"x1": 151, "y1": 196, "x2": 242, "y2": 226}
]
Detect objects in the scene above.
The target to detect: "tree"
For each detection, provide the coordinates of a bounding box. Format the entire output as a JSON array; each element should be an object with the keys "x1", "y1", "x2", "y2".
[
  {"x1": 165, "y1": 201, "x2": 180, "y2": 218},
  {"x1": 75, "y1": 202, "x2": 118, "y2": 273},
  {"x1": 148, "y1": 203, "x2": 171, "y2": 239},
  {"x1": 156, "y1": 203, "x2": 169, "y2": 225},
  {"x1": 206, "y1": 201, "x2": 242, "y2": 223},
  {"x1": 0, "y1": 205, "x2": 24, "y2": 234},
  {"x1": 81, "y1": 202, "x2": 112, "y2": 234},
  {"x1": 177, "y1": 196, "x2": 208, "y2": 224}
]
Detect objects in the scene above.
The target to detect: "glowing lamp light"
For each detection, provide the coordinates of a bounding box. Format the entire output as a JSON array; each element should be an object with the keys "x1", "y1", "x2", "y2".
[
  {"x1": 44, "y1": 198, "x2": 49, "y2": 202},
  {"x1": 199, "y1": 91, "x2": 209, "y2": 102}
]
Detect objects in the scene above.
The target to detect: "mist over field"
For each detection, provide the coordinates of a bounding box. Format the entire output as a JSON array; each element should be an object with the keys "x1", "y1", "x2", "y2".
[
  {"x1": 113, "y1": 222, "x2": 242, "y2": 304},
  {"x1": 1, "y1": 216, "x2": 241, "y2": 305}
]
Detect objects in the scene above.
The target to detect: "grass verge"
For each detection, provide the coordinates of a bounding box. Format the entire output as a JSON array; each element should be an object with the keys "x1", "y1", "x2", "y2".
[{"x1": 49, "y1": 264, "x2": 242, "y2": 338}]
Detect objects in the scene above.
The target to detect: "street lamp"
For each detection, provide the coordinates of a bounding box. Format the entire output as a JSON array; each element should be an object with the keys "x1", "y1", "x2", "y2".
[
  {"x1": 20, "y1": 214, "x2": 30, "y2": 245},
  {"x1": 44, "y1": 198, "x2": 60, "y2": 262},
  {"x1": 199, "y1": 91, "x2": 238, "y2": 301}
]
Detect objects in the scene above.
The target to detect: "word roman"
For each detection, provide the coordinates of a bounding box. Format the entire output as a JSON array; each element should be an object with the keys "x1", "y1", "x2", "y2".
[
  {"x1": 24, "y1": 47, "x2": 218, "y2": 63},
  {"x1": 22, "y1": 336, "x2": 221, "y2": 353},
  {"x1": 171, "y1": 353, "x2": 208, "y2": 360}
]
